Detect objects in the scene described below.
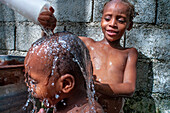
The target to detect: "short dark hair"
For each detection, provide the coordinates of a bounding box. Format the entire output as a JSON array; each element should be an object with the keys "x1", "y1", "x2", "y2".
[
  {"x1": 26, "y1": 31, "x2": 92, "y2": 88},
  {"x1": 103, "y1": 0, "x2": 137, "y2": 22}
]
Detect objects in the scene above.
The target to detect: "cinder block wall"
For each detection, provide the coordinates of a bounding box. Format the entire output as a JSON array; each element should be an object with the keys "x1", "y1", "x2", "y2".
[{"x1": 0, "y1": 0, "x2": 169, "y2": 112}]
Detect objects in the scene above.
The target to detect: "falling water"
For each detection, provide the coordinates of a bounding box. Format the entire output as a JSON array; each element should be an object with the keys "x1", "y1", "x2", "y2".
[
  {"x1": 22, "y1": 71, "x2": 38, "y2": 113},
  {"x1": 24, "y1": 31, "x2": 96, "y2": 113},
  {"x1": 40, "y1": 25, "x2": 54, "y2": 36},
  {"x1": 57, "y1": 32, "x2": 96, "y2": 112}
]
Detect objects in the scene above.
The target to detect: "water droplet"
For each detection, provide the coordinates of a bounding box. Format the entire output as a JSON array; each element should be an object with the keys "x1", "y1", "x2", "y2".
[
  {"x1": 55, "y1": 94, "x2": 59, "y2": 99},
  {"x1": 90, "y1": 47, "x2": 94, "y2": 50},
  {"x1": 4, "y1": 78, "x2": 7, "y2": 81},
  {"x1": 63, "y1": 102, "x2": 66, "y2": 106}
]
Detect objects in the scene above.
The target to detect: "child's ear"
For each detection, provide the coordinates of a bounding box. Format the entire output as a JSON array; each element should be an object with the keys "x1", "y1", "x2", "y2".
[
  {"x1": 127, "y1": 21, "x2": 133, "y2": 31},
  {"x1": 60, "y1": 74, "x2": 75, "y2": 93}
]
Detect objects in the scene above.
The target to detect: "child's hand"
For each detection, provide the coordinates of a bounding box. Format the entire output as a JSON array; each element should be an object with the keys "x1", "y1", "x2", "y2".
[
  {"x1": 93, "y1": 75, "x2": 101, "y2": 92},
  {"x1": 93, "y1": 74, "x2": 100, "y2": 82},
  {"x1": 38, "y1": 6, "x2": 57, "y2": 31},
  {"x1": 94, "y1": 81, "x2": 101, "y2": 92},
  {"x1": 94, "y1": 81, "x2": 114, "y2": 97}
]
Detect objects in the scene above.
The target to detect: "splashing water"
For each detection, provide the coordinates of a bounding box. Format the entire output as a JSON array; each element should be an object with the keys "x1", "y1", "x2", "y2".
[
  {"x1": 24, "y1": 31, "x2": 96, "y2": 112},
  {"x1": 40, "y1": 25, "x2": 54, "y2": 36},
  {"x1": 56, "y1": 32, "x2": 96, "y2": 112},
  {"x1": 55, "y1": 94, "x2": 60, "y2": 99},
  {"x1": 23, "y1": 73, "x2": 38, "y2": 113},
  {"x1": 22, "y1": 92, "x2": 38, "y2": 113}
]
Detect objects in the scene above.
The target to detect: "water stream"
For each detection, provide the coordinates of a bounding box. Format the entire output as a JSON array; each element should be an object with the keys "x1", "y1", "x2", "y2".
[{"x1": 40, "y1": 25, "x2": 54, "y2": 37}]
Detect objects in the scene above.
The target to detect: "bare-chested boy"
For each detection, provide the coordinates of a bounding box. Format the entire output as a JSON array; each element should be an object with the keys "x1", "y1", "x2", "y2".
[
  {"x1": 38, "y1": 0, "x2": 138, "y2": 112},
  {"x1": 24, "y1": 32, "x2": 103, "y2": 113}
]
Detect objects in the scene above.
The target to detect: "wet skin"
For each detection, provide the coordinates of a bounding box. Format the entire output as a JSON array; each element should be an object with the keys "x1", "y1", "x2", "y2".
[
  {"x1": 25, "y1": 33, "x2": 104, "y2": 113},
  {"x1": 24, "y1": 46, "x2": 63, "y2": 108},
  {"x1": 79, "y1": 1, "x2": 138, "y2": 113},
  {"x1": 101, "y1": 1, "x2": 131, "y2": 42},
  {"x1": 38, "y1": 1, "x2": 138, "y2": 112}
]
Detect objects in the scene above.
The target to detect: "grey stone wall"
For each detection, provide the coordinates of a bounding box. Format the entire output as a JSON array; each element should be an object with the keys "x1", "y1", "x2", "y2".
[{"x1": 0, "y1": 0, "x2": 169, "y2": 112}]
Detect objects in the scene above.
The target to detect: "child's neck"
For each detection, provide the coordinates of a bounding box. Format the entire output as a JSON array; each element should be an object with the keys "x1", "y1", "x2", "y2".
[
  {"x1": 56, "y1": 89, "x2": 88, "y2": 112},
  {"x1": 101, "y1": 38, "x2": 124, "y2": 49}
]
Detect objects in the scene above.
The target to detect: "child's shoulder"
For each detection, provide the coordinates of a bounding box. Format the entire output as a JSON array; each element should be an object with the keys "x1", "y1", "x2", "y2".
[
  {"x1": 127, "y1": 47, "x2": 138, "y2": 54},
  {"x1": 125, "y1": 47, "x2": 138, "y2": 59},
  {"x1": 79, "y1": 36, "x2": 96, "y2": 44}
]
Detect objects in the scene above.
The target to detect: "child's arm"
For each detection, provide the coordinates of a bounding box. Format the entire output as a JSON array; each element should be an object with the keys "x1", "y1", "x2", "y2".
[
  {"x1": 38, "y1": 6, "x2": 57, "y2": 36},
  {"x1": 94, "y1": 48, "x2": 138, "y2": 97}
]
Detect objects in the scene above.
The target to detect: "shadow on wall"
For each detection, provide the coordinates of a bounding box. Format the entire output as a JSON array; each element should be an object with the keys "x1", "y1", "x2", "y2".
[
  {"x1": 0, "y1": 23, "x2": 7, "y2": 55},
  {"x1": 124, "y1": 52, "x2": 156, "y2": 113},
  {"x1": 0, "y1": 3, "x2": 16, "y2": 55}
]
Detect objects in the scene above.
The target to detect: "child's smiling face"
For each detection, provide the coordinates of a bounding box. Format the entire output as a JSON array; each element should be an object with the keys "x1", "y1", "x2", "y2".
[{"x1": 101, "y1": 1, "x2": 132, "y2": 42}]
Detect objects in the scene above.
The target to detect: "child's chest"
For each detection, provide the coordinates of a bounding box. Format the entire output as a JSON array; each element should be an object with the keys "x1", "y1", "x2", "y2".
[{"x1": 90, "y1": 48, "x2": 128, "y2": 82}]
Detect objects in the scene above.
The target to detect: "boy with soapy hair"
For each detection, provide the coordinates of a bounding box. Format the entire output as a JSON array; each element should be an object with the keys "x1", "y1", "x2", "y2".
[
  {"x1": 24, "y1": 32, "x2": 104, "y2": 113},
  {"x1": 38, "y1": 0, "x2": 138, "y2": 112}
]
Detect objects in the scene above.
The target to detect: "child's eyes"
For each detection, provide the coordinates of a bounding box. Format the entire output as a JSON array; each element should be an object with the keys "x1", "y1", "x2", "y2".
[
  {"x1": 30, "y1": 79, "x2": 38, "y2": 85},
  {"x1": 104, "y1": 16, "x2": 111, "y2": 21},
  {"x1": 25, "y1": 73, "x2": 38, "y2": 85},
  {"x1": 104, "y1": 16, "x2": 126, "y2": 23},
  {"x1": 117, "y1": 18, "x2": 126, "y2": 24},
  {"x1": 105, "y1": 18, "x2": 110, "y2": 21}
]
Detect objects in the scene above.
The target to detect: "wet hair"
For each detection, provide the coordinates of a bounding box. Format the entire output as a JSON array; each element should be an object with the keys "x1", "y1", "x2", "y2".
[
  {"x1": 25, "y1": 31, "x2": 92, "y2": 88},
  {"x1": 103, "y1": 0, "x2": 137, "y2": 22}
]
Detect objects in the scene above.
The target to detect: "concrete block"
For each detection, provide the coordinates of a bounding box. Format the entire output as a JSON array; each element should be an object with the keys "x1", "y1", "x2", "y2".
[
  {"x1": 135, "y1": 59, "x2": 169, "y2": 93},
  {"x1": 0, "y1": 50, "x2": 27, "y2": 56},
  {"x1": 126, "y1": 26, "x2": 170, "y2": 60},
  {"x1": 124, "y1": 92, "x2": 170, "y2": 113},
  {"x1": 14, "y1": 12, "x2": 28, "y2": 22},
  {"x1": 0, "y1": 23, "x2": 15, "y2": 50},
  {"x1": 47, "y1": 0, "x2": 92, "y2": 22},
  {"x1": 16, "y1": 22, "x2": 42, "y2": 51},
  {"x1": 124, "y1": 91, "x2": 156, "y2": 113},
  {"x1": 157, "y1": 0, "x2": 170, "y2": 24},
  {"x1": 93, "y1": 0, "x2": 109, "y2": 22},
  {"x1": 53, "y1": 22, "x2": 65, "y2": 33},
  {"x1": 0, "y1": 2, "x2": 29, "y2": 22},
  {"x1": 158, "y1": 98, "x2": 170, "y2": 112},
  {"x1": 152, "y1": 60, "x2": 170, "y2": 93},
  {"x1": 64, "y1": 22, "x2": 103, "y2": 41},
  {"x1": 152, "y1": 93, "x2": 170, "y2": 113},
  {"x1": 0, "y1": 50, "x2": 8, "y2": 55},
  {"x1": 125, "y1": 92, "x2": 170, "y2": 112},
  {"x1": 0, "y1": 3, "x2": 15, "y2": 22},
  {"x1": 132, "y1": 0, "x2": 156, "y2": 23},
  {"x1": 7, "y1": 50, "x2": 27, "y2": 56},
  {"x1": 93, "y1": 0, "x2": 156, "y2": 23},
  {"x1": 136, "y1": 59, "x2": 153, "y2": 92}
]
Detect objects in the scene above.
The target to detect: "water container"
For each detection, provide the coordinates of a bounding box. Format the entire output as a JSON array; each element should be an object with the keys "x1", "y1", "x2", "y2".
[{"x1": 0, "y1": 0, "x2": 50, "y2": 24}]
